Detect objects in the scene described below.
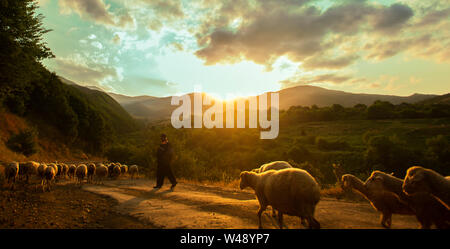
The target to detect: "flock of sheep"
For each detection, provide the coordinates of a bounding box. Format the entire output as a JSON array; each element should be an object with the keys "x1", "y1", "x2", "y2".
[
  {"x1": 240, "y1": 161, "x2": 450, "y2": 229},
  {"x1": 2, "y1": 159, "x2": 449, "y2": 229},
  {"x1": 3, "y1": 161, "x2": 139, "y2": 191}
]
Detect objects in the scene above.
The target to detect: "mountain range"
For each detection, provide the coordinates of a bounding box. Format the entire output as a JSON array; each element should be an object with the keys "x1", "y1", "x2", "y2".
[{"x1": 61, "y1": 78, "x2": 447, "y2": 122}]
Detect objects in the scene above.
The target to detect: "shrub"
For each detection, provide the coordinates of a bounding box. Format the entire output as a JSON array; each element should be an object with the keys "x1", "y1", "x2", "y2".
[
  {"x1": 6, "y1": 129, "x2": 39, "y2": 156},
  {"x1": 316, "y1": 137, "x2": 351, "y2": 151}
]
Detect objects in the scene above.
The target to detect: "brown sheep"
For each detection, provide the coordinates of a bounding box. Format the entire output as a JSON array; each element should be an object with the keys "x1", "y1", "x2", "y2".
[
  {"x1": 366, "y1": 170, "x2": 450, "y2": 229},
  {"x1": 76, "y1": 164, "x2": 88, "y2": 185},
  {"x1": 403, "y1": 166, "x2": 450, "y2": 206},
  {"x1": 342, "y1": 174, "x2": 414, "y2": 228},
  {"x1": 87, "y1": 163, "x2": 96, "y2": 183},
  {"x1": 68, "y1": 164, "x2": 76, "y2": 180}
]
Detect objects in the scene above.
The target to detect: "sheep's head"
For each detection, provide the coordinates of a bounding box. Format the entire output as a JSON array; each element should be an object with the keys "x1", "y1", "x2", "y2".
[
  {"x1": 403, "y1": 166, "x2": 431, "y2": 195},
  {"x1": 251, "y1": 168, "x2": 260, "y2": 173},
  {"x1": 341, "y1": 174, "x2": 353, "y2": 190},
  {"x1": 239, "y1": 171, "x2": 251, "y2": 190},
  {"x1": 365, "y1": 171, "x2": 388, "y2": 192}
]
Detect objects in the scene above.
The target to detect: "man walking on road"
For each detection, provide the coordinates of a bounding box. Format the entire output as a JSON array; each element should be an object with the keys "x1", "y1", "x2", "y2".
[{"x1": 154, "y1": 133, "x2": 177, "y2": 191}]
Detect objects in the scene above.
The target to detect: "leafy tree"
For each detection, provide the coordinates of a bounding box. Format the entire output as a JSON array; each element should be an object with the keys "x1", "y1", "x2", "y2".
[{"x1": 0, "y1": 0, "x2": 53, "y2": 89}]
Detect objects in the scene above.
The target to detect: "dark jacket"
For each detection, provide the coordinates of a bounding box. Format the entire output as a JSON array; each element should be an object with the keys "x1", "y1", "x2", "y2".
[{"x1": 157, "y1": 142, "x2": 173, "y2": 167}]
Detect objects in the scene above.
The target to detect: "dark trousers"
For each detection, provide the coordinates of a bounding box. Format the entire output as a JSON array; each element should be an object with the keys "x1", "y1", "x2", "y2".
[{"x1": 156, "y1": 164, "x2": 177, "y2": 187}]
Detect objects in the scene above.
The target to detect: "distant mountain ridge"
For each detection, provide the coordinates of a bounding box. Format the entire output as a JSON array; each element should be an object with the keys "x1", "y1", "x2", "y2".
[
  {"x1": 111, "y1": 85, "x2": 440, "y2": 122},
  {"x1": 60, "y1": 79, "x2": 444, "y2": 122}
]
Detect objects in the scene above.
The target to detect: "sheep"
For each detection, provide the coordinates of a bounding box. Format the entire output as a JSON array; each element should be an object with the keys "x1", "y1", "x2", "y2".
[
  {"x1": 365, "y1": 170, "x2": 450, "y2": 229},
  {"x1": 43, "y1": 166, "x2": 56, "y2": 192},
  {"x1": 251, "y1": 161, "x2": 293, "y2": 217},
  {"x1": 48, "y1": 163, "x2": 59, "y2": 176},
  {"x1": 120, "y1": 165, "x2": 128, "y2": 175},
  {"x1": 87, "y1": 163, "x2": 96, "y2": 183},
  {"x1": 56, "y1": 163, "x2": 63, "y2": 179},
  {"x1": 68, "y1": 164, "x2": 76, "y2": 180},
  {"x1": 60, "y1": 163, "x2": 69, "y2": 179},
  {"x1": 37, "y1": 163, "x2": 48, "y2": 187},
  {"x1": 129, "y1": 165, "x2": 139, "y2": 179},
  {"x1": 240, "y1": 168, "x2": 321, "y2": 229},
  {"x1": 108, "y1": 163, "x2": 115, "y2": 178},
  {"x1": 342, "y1": 174, "x2": 414, "y2": 228},
  {"x1": 251, "y1": 161, "x2": 293, "y2": 173},
  {"x1": 95, "y1": 164, "x2": 108, "y2": 184},
  {"x1": 26, "y1": 161, "x2": 39, "y2": 182},
  {"x1": 403, "y1": 166, "x2": 450, "y2": 206},
  {"x1": 112, "y1": 165, "x2": 121, "y2": 178},
  {"x1": 4, "y1": 162, "x2": 19, "y2": 189},
  {"x1": 76, "y1": 164, "x2": 88, "y2": 185}
]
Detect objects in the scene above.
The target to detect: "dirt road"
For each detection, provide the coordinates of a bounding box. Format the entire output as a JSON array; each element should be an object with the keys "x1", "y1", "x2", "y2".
[{"x1": 83, "y1": 179, "x2": 419, "y2": 229}]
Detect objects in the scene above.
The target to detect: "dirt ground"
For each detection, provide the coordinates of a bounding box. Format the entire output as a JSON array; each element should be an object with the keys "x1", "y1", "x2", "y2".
[{"x1": 0, "y1": 177, "x2": 421, "y2": 229}]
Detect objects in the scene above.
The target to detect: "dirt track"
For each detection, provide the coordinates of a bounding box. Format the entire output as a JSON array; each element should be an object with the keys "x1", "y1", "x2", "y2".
[
  {"x1": 0, "y1": 178, "x2": 421, "y2": 229},
  {"x1": 83, "y1": 179, "x2": 419, "y2": 229}
]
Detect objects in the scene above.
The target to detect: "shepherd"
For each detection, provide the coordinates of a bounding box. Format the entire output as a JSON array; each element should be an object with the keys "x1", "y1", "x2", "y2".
[{"x1": 154, "y1": 133, "x2": 177, "y2": 191}]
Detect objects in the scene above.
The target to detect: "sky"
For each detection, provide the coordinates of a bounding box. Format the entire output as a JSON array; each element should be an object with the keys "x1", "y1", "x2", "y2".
[{"x1": 37, "y1": 0, "x2": 450, "y2": 98}]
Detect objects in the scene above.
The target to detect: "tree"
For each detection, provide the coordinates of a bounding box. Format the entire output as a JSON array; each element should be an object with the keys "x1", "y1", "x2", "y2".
[{"x1": 0, "y1": 0, "x2": 53, "y2": 90}]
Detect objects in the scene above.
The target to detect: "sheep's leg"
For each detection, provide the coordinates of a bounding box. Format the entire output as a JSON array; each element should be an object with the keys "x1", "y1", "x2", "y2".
[
  {"x1": 257, "y1": 205, "x2": 267, "y2": 229},
  {"x1": 278, "y1": 212, "x2": 283, "y2": 229},
  {"x1": 380, "y1": 213, "x2": 391, "y2": 229},
  {"x1": 301, "y1": 217, "x2": 308, "y2": 227}
]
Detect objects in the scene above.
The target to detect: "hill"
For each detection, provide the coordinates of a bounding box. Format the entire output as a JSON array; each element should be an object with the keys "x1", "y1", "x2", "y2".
[
  {"x1": 59, "y1": 77, "x2": 139, "y2": 134},
  {"x1": 106, "y1": 85, "x2": 438, "y2": 122},
  {"x1": 417, "y1": 93, "x2": 450, "y2": 105}
]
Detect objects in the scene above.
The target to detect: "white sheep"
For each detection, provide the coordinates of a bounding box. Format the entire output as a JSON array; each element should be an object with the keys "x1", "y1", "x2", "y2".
[
  {"x1": 403, "y1": 166, "x2": 450, "y2": 206},
  {"x1": 120, "y1": 165, "x2": 128, "y2": 175},
  {"x1": 61, "y1": 163, "x2": 69, "y2": 179},
  {"x1": 5, "y1": 162, "x2": 19, "y2": 189},
  {"x1": 37, "y1": 163, "x2": 48, "y2": 187},
  {"x1": 251, "y1": 161, "x2": 293, "y2": 173},
  {"x1": 129, "y1": 165, "x2": 139, "y2": 179},
  {"x1": 95, "y1": 164, "x2": 108, "y2": 184},
  {"x1": 112, "y1": 165, "x2": 121, "y2": 178},
  {"x1": 76, "y1": 164, "x2": 88, "y2": 185},
  {"x1": 18, "y1": 161, "x2": 39, "y2": 183},
  {"x1": 43, "y1": 166, "x2": 56, "y2": 192},
  {"x1": 240, "y1": 168, "x2": 321, "y2": 229},
  {"x1": 251, "y1": 161, "x2": 293, "y2": 217}
]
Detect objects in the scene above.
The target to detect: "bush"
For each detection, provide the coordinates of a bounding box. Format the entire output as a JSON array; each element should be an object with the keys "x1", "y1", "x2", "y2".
[
  {"x1": 316, "y1": 137, "x2": 351, "y2": 151},
  {"x1": 6, "y1": 129, "x2": 39, "y2": 156}
]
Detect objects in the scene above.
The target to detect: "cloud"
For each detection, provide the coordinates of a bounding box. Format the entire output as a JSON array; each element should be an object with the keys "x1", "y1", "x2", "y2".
[
  {"x1": 193, "y1": 2, "x2": 419, "y2": 70},
  {"x1": 279, "y1": 73, "x2": 356, "y2": 89},
  {"x1": 59, "y1": 0, "x2": 135, "y2": 29},
  {"x1": 371, "y1": 3, "x2": 414, "y2": 34},
  {"x1": 52, "y1": 56, "x2": 118, "y2": 88},
  {"x1": 302, "y1": 54, "x2": 360, "y2": 70}
]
